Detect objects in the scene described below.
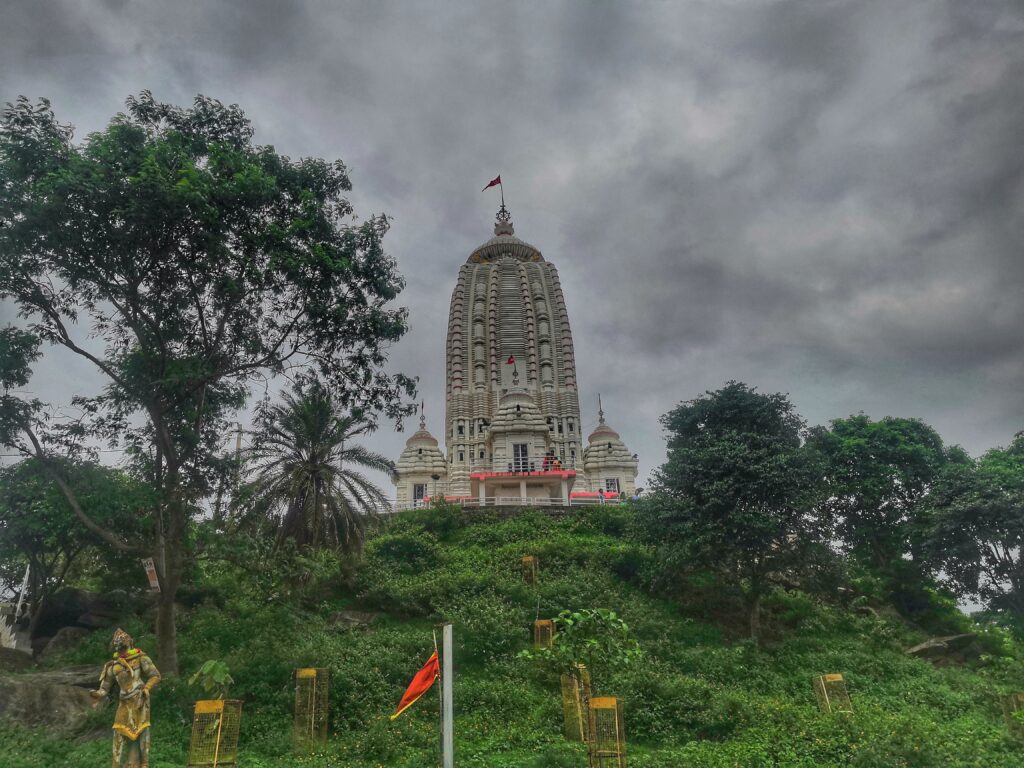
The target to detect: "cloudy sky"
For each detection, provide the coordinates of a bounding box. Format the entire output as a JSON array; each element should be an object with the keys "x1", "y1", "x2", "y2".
[{"x1": 2, "y1": 0, "x2": 1022, "y2": 487}]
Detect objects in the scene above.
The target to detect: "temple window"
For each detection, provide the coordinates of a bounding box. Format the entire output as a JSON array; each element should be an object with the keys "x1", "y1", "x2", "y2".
[
  {"x1": 413, "y1": 484, "x2": 426, "y2": 501},
  {"x1": 606, "y1": 478, "x2": 620, "y2": 493}
]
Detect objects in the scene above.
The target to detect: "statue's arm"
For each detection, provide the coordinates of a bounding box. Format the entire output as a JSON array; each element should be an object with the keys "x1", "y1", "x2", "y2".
[
  {"x1": 91, "y1": 661, "x2": 115, "y2": 699},
  {"x1": 141, "y1": 655, "x2": 161, "y2": 694}
]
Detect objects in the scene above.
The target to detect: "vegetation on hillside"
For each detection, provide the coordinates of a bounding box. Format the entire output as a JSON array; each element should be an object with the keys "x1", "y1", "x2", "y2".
[{"x1": 4, "y1": 507, "x2": 1024, "y2": 767}]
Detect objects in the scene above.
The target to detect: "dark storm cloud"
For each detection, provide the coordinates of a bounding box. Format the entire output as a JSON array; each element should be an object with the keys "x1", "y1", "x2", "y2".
[{"x1": 2, "y1": 0, "x2": 1022, "y2": 483}]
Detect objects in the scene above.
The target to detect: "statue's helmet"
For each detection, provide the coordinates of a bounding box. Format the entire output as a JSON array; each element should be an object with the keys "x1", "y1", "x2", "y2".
[{"x1": 111, "y1": 627, "x2": 133, "y2": 652}]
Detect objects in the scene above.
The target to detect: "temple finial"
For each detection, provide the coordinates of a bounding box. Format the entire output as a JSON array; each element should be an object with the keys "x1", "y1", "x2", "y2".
[
  {"x1": 598, "y1": 393, "x2": 605, "y2": 425},
  {"x1": 494, "y1": 201, "x2": 514, "y2": 236},
  {"x1": 419, "y1": 400, "x2": 426, "y2": 430}
]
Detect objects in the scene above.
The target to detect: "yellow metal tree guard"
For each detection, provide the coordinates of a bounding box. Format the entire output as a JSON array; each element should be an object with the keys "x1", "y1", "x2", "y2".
[
  {"x1": 521, "y1": 555, "x2": 539, "y2": 586},
  {"x1": 187, "y1": 699, "x2": 243, "y2": 767},
  {"x1": 533, "y1": 619, "x2": 555, "y2": 649},
  {"x1": 1000, "y1": 692, "x2": 1024, "y2": 738},
  {"x1": 587, "y1": 696, "x2": 626, "y2": 768},
  {"x1": 560, "y1": 663, "x2": 592, "y2": 742},
  {"x1": 294, "y1": 667, "x2": 330, "y2": 753},
  {"x1": 813, "y1": 673, "x2": 853, "y2": 714}
]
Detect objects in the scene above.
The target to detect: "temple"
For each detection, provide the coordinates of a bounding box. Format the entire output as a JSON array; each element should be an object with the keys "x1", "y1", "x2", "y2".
[{"x1": 394, "y1": 204, "x2": 638, "y2": 508}]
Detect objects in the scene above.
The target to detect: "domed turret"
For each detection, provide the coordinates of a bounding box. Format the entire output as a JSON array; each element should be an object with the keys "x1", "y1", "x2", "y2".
[
  {"x1": 582, "y1": 396, "x2": 638, "y2": 496},
  {"x1": 394, "y1": 410, "x2": 449, "y2": 508},
  {"x1": 486, "y1": 377, "x2": 552, "y2": 473}
]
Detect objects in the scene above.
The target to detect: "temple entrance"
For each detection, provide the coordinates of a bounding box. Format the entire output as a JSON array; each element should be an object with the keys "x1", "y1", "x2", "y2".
[{"x1": 512, "y1": 443, "x2": 529, "y2": 473}]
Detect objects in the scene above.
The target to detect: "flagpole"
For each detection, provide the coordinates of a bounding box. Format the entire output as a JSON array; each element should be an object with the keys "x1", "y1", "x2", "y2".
[
  {"x1": 433, "y1": 628, "x2": 441, "y2": 767},
  {"x1": 441, "y1": 623, "x2": 454, "y2": 768}
]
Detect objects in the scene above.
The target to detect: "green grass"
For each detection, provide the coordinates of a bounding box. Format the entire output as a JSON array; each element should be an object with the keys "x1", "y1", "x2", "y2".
[{"x1": 3, "y1": 506, "x2": 1023, "y2": 766}]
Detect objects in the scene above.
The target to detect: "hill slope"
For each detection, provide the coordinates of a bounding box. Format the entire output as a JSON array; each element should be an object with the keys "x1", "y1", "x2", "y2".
[{"x1": 2, "y1": 505, "x2": 1022, "y2": 767}]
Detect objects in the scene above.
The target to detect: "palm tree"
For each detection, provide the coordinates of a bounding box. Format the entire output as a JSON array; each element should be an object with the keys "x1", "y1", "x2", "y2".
[{"x1": 244, "y1": 385, "x2": 396, "y2": 552}]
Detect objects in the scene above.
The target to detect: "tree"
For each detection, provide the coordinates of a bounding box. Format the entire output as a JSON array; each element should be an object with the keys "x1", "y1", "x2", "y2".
[
  {"x1": 924, "y1": 433, "x2": 1024, "y2": 618},
  {"x1": 0, "y1": 93, "x2": 414, "y2": 672},
  {"x1": 241, "y1": 383, "x2": 396, "y2": 552},
  {"x1": 0, "y1": 458, "x2": 151, "y2": 638},
  {"x1": 644, "y1": 382, "x2": 828, "y2": 642},
  {"x1": 522, "y1": 608, "x2": 641, "y2": 687},
  {"x1": 807, "y1": 414, "x2": 961, "y2": 572}
]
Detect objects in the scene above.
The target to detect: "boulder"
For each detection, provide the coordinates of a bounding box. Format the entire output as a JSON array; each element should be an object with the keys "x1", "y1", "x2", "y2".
[
  {"x1": 0, "y1": 646, "x2": 33, "y2": 672},
  {"x1": 36, "y1": 588, "x2": 145, "y2": 638},
  {"x1": 906, "y1": 633, "x2": 982, "y2": 667},
  {"x1": 41, "y1": 627, "x2": 92, "y2": 659},
  {"x1": 330, "y1": 609, "x2": 380, "y2": 628},
  {"x1": 0, "y1": 666, "x2": 99, "y2": 730}
]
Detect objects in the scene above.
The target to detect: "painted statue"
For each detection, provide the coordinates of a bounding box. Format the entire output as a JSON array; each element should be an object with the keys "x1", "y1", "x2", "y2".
[{"x1": 91, "y1": 628, "x2": 161, "y2": 768}]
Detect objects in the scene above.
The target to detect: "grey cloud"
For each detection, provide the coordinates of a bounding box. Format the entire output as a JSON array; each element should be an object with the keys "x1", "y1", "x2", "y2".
[{"x1": 1, "y1": 0, "x2": 1022, "y2": 485}]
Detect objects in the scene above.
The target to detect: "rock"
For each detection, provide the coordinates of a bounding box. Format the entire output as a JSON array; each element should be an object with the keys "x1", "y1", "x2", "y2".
[
  {"x1": 330, "y1": 610, "x2": 379, "y2": 627},
  {"x1": 0, "y1": 666, "x2": 99, "y2": 730},
  {"x1": 76, "y1": 612, "x2": 116, "y2": 629},
  {"x1": 36, "y1": 588, "x2": 145, "y2": 639},
  {"x1": 41, "y1": 627, "x2": 92, "y2": 659},
  {"x1": 906, "y1": 633, "x2": 982, "y2": 667},
  {"x1": 0, "y1": 646, "x2": 33, "y2": 672},
  {"x1": 31, "y1": 635, "x2": 52, "y2": 657}
]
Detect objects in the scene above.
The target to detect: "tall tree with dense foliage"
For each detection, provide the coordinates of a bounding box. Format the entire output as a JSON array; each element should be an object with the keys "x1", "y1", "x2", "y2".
[
  {"x1": 0, "y1": 458, "x2": 151, "y2": 637},
  {"x1": 807, "y1": 414, "x2": 963, "y2": 572},
  {"x1": 923, "y1": 433, "x2": 1024, "y2": 619},
  {"x1": 242, "y1": 383, "x2": 396, "y2": 552},
  {"x1": 0, "y1": 93, "x2": 414, "y2": 672},
  {"x1": 644, "y1": 382, "x2": 828, "y2": 642}
]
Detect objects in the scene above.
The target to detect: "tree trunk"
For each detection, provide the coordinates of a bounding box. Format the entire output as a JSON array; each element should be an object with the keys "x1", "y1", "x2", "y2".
[
  {"x1": 155, "y1": 497, "x2": 187, "y2": 676},
  {"x1": 748, "y1": 592, "x2": 762, "y2": 644},
  {"x1": 26, "y1": 593, "x2": 46, "y2": 645},
  {"x1": 155, "y1": 559, "x2": 181, "y2": 675}
]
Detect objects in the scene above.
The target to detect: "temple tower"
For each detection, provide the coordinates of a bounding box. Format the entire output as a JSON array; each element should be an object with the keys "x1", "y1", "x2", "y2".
[{"x1": 444, "y1": 204, "x2": 583, "y2": 495}]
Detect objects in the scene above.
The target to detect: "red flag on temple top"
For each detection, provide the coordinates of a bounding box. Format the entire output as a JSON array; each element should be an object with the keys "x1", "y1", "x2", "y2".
[
  {"x1": 390, "y1": 651, "x2": 439, "y2": 721},
  {"x1": 482, "y1": 175, "x2": 502, "y2": 191},
  {"x1": 507, "y1": 355, "x2": 515, "y2": 365}
]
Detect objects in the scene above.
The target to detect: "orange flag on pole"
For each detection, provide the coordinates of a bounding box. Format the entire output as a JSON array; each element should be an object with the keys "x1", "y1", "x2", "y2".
[{"x1": 390, "y1": 650, "x2": 440, "y2": 720}]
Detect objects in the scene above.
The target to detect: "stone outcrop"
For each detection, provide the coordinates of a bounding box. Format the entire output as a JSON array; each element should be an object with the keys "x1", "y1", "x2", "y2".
[
  {"x1": 330, "y1": 610, "x2": 380, "y2": 628},
  {"x1": 906, "y1": 633, "x2": 982, "y2": 667},
  {"x1": 41, "y1": 626, "x2": 92, "y2": 659},
  {"x1": 0, "y1": 646, "x2": 33, "y2": 673},
  {"x1": 0, "y1": 665, "x2": 98, "y2": 730}
]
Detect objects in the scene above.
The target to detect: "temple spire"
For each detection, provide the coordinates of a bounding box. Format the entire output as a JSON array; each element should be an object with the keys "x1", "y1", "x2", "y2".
[
  {"x1": 419, "y1": 400, "x2": 426, "y2": 430},
  {"x1": 598, "y1": 393, "x2": 605, "y2": 425}
]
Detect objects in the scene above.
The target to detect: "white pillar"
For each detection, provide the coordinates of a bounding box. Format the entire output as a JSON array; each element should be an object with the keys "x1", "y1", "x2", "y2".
[
  {"x1": 519, "y1": 478, "x2": 527, "y2": 503},
  {"x1": 561, "y1": 478, "x2": 568, "y2": 506},
  {"x1": 441, "y1": 623, "x2": 454, "y2": 768}
]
